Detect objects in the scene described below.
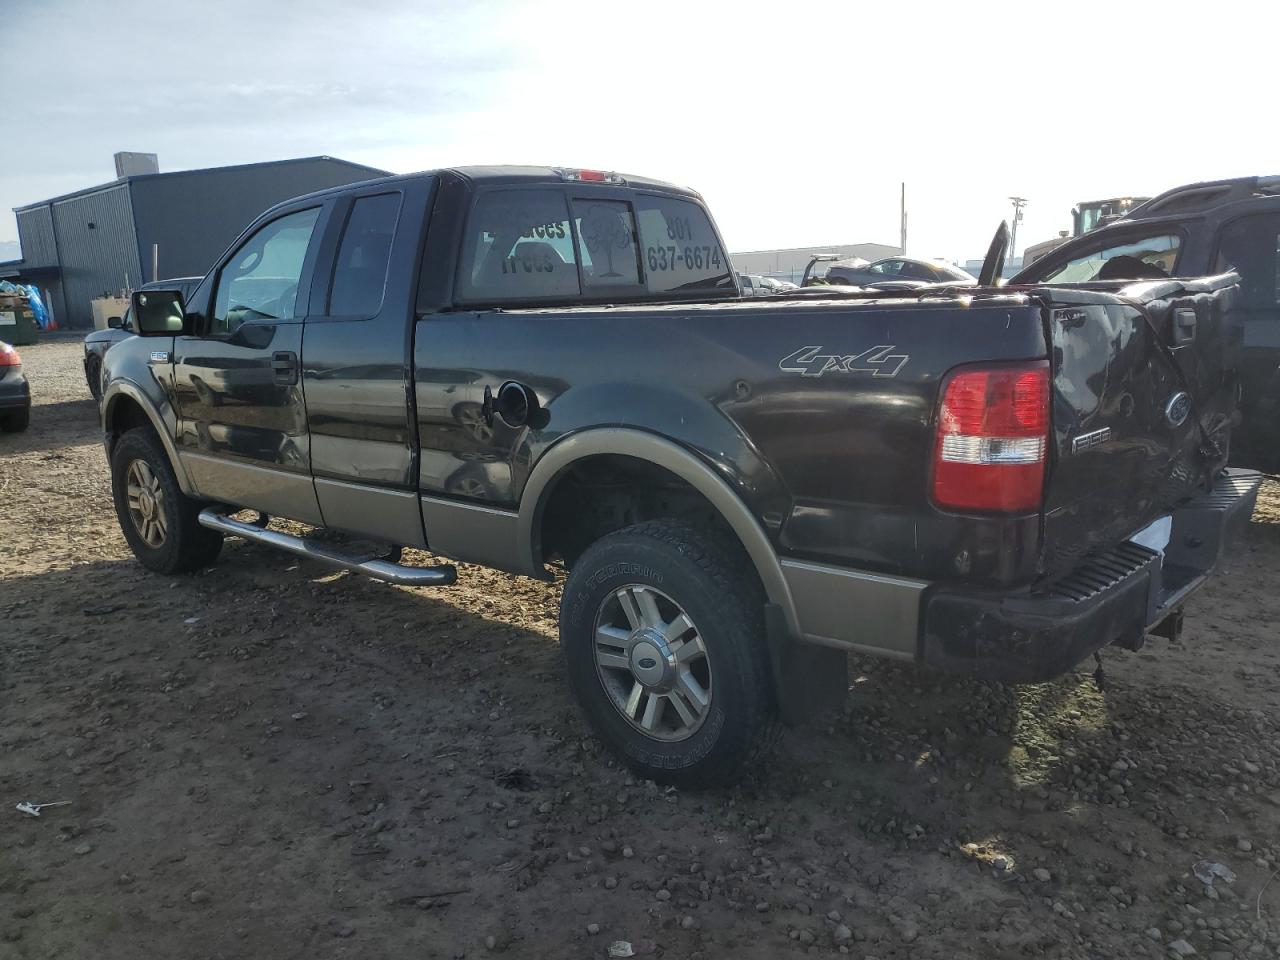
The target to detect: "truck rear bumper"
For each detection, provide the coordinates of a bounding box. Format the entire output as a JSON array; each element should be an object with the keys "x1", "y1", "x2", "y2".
[{"x1": 920, "y1": 470, "x2": 1261, "y2": 682}]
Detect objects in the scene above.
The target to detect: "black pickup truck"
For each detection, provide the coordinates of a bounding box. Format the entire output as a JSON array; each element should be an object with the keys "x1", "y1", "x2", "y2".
[{"x1": 101, "y1": 166, "x2": 1259, "y2": 786}]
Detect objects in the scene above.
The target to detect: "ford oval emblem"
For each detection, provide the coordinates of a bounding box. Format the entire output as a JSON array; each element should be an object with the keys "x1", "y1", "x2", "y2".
[
  {"x1": 637, "y1": 657, "x2": 657, "y2": 670},
  {"x1": 1164, "y1": 391, "x2": 1191, "y2": 428}
]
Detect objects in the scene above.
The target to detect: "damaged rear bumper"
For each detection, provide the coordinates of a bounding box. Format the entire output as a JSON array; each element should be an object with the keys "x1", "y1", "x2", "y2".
[{"x1": 920, "y1": 469, "x2": 1261, "y2": 683}]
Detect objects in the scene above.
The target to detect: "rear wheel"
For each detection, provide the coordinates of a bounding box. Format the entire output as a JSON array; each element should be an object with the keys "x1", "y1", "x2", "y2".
[
  {"x1": 111, "y1": 427, "x2": 223, "y2": 574},
  {"x1": 559, "y1": 520, "x2": 778, "y2": 788},
  {"x1": 1, "y1": 407, "x2": 29, "y2": 432}
]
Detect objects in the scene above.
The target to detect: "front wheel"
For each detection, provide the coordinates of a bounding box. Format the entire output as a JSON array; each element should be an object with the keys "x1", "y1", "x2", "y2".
[
  {"x1": 111, "y1": 427, "x2": 223, "y2": 574},
  {"x1": 85, "y1": 355, "x2": 102, "y2": 401},
  {"x1": 559, "y1": 520, "x2": 778, "y2": 788}
]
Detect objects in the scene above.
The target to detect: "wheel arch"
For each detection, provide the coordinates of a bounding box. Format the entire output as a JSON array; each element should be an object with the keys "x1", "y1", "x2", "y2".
[
  {"x1": 102, "y1": 380, "x2": 194, "y2": 495},
  {"x1": 518, "y1": 428, "x2": 801, "y2": 638}
]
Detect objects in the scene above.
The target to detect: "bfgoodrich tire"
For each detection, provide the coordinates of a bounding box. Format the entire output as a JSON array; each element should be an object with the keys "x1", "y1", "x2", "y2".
[
  {"x1": 111, "y1": 427, "x2": 223, "y2": 574},
  {"x1": 560, "y1": 520, "x2": 779, "y2": 788}
]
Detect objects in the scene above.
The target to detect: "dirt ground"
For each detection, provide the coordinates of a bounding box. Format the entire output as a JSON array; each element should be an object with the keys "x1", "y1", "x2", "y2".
[{"x1": 2, "y1": 339, "x2": 1279, "y2": 960}]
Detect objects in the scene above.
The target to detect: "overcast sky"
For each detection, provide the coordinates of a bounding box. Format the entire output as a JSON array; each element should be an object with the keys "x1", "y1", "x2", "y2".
[{"x1": 4, "y1": 0, "x2": 1275, "y2": 261}]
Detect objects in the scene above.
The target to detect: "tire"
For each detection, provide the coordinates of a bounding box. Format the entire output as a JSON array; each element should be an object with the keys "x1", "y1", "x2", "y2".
[
  {"x1": 1, "y1": 407, "x2": 30, "y2": 432},
  {"x1": 559, "y1": 519, "x2": 779, "y2": 788},
  {"x1": 110, "y1": 427, "x2": 223, "y2": 574},
  {"x1": 85, "y1": 355, "x2": 102, "y2": 401}
]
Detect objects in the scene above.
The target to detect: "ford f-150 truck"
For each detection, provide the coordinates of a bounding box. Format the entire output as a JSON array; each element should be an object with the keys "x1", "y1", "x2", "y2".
[{"x1": 101, "y1": 166, "x2": 1260, "y2": 787}]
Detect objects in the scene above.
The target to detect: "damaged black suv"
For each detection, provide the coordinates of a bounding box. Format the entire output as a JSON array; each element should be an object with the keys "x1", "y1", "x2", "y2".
[{"x1": 1013, "y1": 175, "x2": 1280, "y2": 469}]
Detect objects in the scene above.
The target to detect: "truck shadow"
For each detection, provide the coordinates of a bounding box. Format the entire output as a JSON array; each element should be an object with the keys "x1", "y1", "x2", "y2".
[
  {"x1": 0, "y1": 396, "x2": 101, "y2": 457},
  {"x1": 3, "y1": 531, "x2": 1269, "y2": 931}
]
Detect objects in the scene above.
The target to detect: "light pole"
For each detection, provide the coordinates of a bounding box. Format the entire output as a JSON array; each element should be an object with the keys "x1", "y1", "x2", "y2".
[{"x1": 1008, "y1": 196, "x2": 1028, "y2": 259}]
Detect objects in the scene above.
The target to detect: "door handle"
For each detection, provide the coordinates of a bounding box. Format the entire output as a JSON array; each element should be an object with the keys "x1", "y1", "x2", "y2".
[{"x1": 271, "y1": 351, "x2": 298, "y2": 385}]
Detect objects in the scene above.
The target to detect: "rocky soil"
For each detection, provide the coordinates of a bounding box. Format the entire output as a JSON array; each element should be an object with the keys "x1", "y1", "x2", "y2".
[{"x1": 2, "y1": 340, "x2": 1279, "y2": 960}]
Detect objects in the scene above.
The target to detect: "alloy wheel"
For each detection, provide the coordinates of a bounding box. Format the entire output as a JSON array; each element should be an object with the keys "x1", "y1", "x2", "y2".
[
  {"x1": 125, "y1": 459, "x2": 167, "y2": 548},
  {"x1": 593, "y1": 585, "x2": 713, "y2": 741}
]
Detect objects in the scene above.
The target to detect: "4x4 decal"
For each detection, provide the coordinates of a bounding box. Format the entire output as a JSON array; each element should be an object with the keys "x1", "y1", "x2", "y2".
[{"x1": 779, "y1": 345, "x2": 908, "y2": 378}]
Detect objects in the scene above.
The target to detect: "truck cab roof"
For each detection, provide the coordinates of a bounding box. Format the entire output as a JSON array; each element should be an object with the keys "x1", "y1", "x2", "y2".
[{"x1": 260, "y1": 165, "x2": 703, "y2": 217}]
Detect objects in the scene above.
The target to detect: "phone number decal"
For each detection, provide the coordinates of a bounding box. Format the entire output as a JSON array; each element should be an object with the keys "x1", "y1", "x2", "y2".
[{"x1": 646, "y1": 245, "x2": 723, "y2": 272}]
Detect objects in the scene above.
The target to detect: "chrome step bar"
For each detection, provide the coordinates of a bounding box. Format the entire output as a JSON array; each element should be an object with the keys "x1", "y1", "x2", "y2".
[{"x1": 198, "y1": 509, "x2": 457, "y2": 587}]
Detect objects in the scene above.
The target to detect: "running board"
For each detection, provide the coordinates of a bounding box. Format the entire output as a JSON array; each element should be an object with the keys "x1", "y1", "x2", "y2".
[{"x1": 198, "y1": 509, "x2": 457, "y2": 587}]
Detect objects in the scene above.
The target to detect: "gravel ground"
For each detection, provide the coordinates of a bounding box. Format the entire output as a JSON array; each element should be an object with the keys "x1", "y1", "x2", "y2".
[{"x1": 2, "y1": 339, "x2": 1279, "y2": 960}]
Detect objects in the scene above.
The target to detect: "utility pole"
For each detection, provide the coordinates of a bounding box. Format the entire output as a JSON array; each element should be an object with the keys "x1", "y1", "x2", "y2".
[
  {"x1": 900, "y1": 182, "x2": 907, "y2": 255},
  {"x1": 1008, "y1": 196, "x2": 1028, "y2": 258}
]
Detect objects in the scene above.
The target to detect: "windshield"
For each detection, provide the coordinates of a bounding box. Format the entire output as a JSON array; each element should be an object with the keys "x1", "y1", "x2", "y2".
[{"x1": 1039, "y1": 234, "x2": 1181, "y2": 284}]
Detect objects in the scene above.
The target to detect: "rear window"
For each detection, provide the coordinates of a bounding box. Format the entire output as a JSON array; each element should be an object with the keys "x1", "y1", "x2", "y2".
[
  {"x1": 456, "y1": 188, "x2": 730, "y2": 304},
  {"x1": 1039, "y1": 234, "x2": 1181, "y2": 283},
  {"x1": 572, "y1": 199, "x2": 642, "y2": 292},
  {"x1": 457, "y1": 190, "x2": 580, "y2": 303},
  {"x1": 634, "y1": 196, "x2": 731, "y2": 294}
]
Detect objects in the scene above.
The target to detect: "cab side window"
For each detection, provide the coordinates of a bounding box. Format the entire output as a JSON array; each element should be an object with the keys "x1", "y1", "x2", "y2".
[
  {"x1": 211, "y1": 207, "x2": 321, "y2": 335},
  {"x1": 329, "y1": 193, "x2": 401, "y2": 317}
]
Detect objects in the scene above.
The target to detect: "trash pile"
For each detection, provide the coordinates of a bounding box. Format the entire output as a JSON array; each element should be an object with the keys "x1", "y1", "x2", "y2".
[
  {"x1": 0, "y1": 281, "x2": 53, "y2": 345},
  {"x1": 0, "y1": 277, "x2": 55, "y2": 337}
]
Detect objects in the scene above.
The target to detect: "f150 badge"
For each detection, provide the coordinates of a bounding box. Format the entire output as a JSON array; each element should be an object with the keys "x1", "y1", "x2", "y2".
[{"x1": 779, "y1": 345, "x2": 908, "y2": 378}]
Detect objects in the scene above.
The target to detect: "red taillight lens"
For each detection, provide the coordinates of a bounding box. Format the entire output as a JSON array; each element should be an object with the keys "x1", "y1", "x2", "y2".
[
  {"x1": 0, "y1": 343, "x2": 19, "y2": 366},
  {"x1": 554, "y1": 168, "x2": 626, "y2": 185},
  {"x1": 932, "y1": 361, "x2": 1050, "y2": 513}
]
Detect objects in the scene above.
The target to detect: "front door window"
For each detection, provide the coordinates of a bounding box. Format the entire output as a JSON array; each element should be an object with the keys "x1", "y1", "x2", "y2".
[{"x1": 211, "y1": 207, "x2": 320, "y2": 335}]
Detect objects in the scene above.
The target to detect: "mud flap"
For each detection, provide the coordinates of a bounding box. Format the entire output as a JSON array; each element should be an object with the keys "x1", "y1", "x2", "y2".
[{"x1": 764, "y1": 603, "x2": 848, "y2": 725}]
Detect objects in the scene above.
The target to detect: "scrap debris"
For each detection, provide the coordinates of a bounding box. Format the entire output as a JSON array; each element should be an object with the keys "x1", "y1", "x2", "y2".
[{"x1": 16, "y1": 800, "x2": 72, "y2": 817}]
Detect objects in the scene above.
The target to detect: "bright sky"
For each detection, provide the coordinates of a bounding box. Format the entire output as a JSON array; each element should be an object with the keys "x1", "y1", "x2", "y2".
[{"x1": 4, "y1": 0, "x2": 1275, "y2": 261}]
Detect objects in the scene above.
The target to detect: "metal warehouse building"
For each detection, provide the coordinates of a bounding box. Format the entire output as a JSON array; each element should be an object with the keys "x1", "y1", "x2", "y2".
[{"x1": 1, "y1": 154, "x2": 388, "y2": 328}]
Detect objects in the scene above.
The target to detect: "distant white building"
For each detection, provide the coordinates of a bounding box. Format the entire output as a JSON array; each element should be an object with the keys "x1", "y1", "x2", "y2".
[
  {"x1": 731, "y1": 242, "x2": 901, "y2": 284},
  {"x1": 961, "y1": 256, "x2": 1024, "y2": 280}
]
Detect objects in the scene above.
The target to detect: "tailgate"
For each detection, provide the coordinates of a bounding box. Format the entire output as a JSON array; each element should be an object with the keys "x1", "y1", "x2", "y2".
[{"x1": 1036, "y1": 275, "x2": 1240, "y2": 575}]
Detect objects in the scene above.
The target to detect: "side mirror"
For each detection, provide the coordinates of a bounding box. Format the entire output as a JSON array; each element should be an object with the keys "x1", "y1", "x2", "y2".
[
  {"x1": 107, "y1": 315, "x2": 123, "y2": 329},
  {"x1": 132, "y1": 289, "x2": 186, "y2": 336}
]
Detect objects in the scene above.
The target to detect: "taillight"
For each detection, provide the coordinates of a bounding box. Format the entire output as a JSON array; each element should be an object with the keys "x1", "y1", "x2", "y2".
[
  {"x1": 554, "y1": 168, "x2": 626, "y2": 185},
  {"x1": 0, "y1": 342, "x2": 19, "y2": 366},
  {"x1": 932, "y1": 361, "x2": 1050, "y2": 513}
]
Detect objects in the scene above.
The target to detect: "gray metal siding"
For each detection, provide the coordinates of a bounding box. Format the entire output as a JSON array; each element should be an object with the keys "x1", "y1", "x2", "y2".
[
  {"x1": 131, "y1": 159, "x2": 383, "y2": 281},
  {"x1": 16, "y1": 206, "x2": 57, "y2": 267},
  {"x1": 52, "y1": 185, "x2": 142, "y2": 328}
]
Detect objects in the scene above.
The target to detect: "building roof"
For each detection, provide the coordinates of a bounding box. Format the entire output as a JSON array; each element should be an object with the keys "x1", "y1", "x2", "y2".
[{"x1": 13, "y1": 155, "x2": 390, "y2": 213}]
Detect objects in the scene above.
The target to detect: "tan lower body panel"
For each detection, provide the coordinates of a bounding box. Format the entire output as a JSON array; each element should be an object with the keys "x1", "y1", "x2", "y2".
[
  {"x1": 419, "y1": 495, "x2": 523, "y2": 575},
  {"x1": 180, "y1": 452, "x2": 324, "y2": 527},
  {"x1": 780, "y1": 558, "x2": 927, "y2": 660},
  {"x1": 315, "y1": 478, "x2": 427, "y2": 548}
]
